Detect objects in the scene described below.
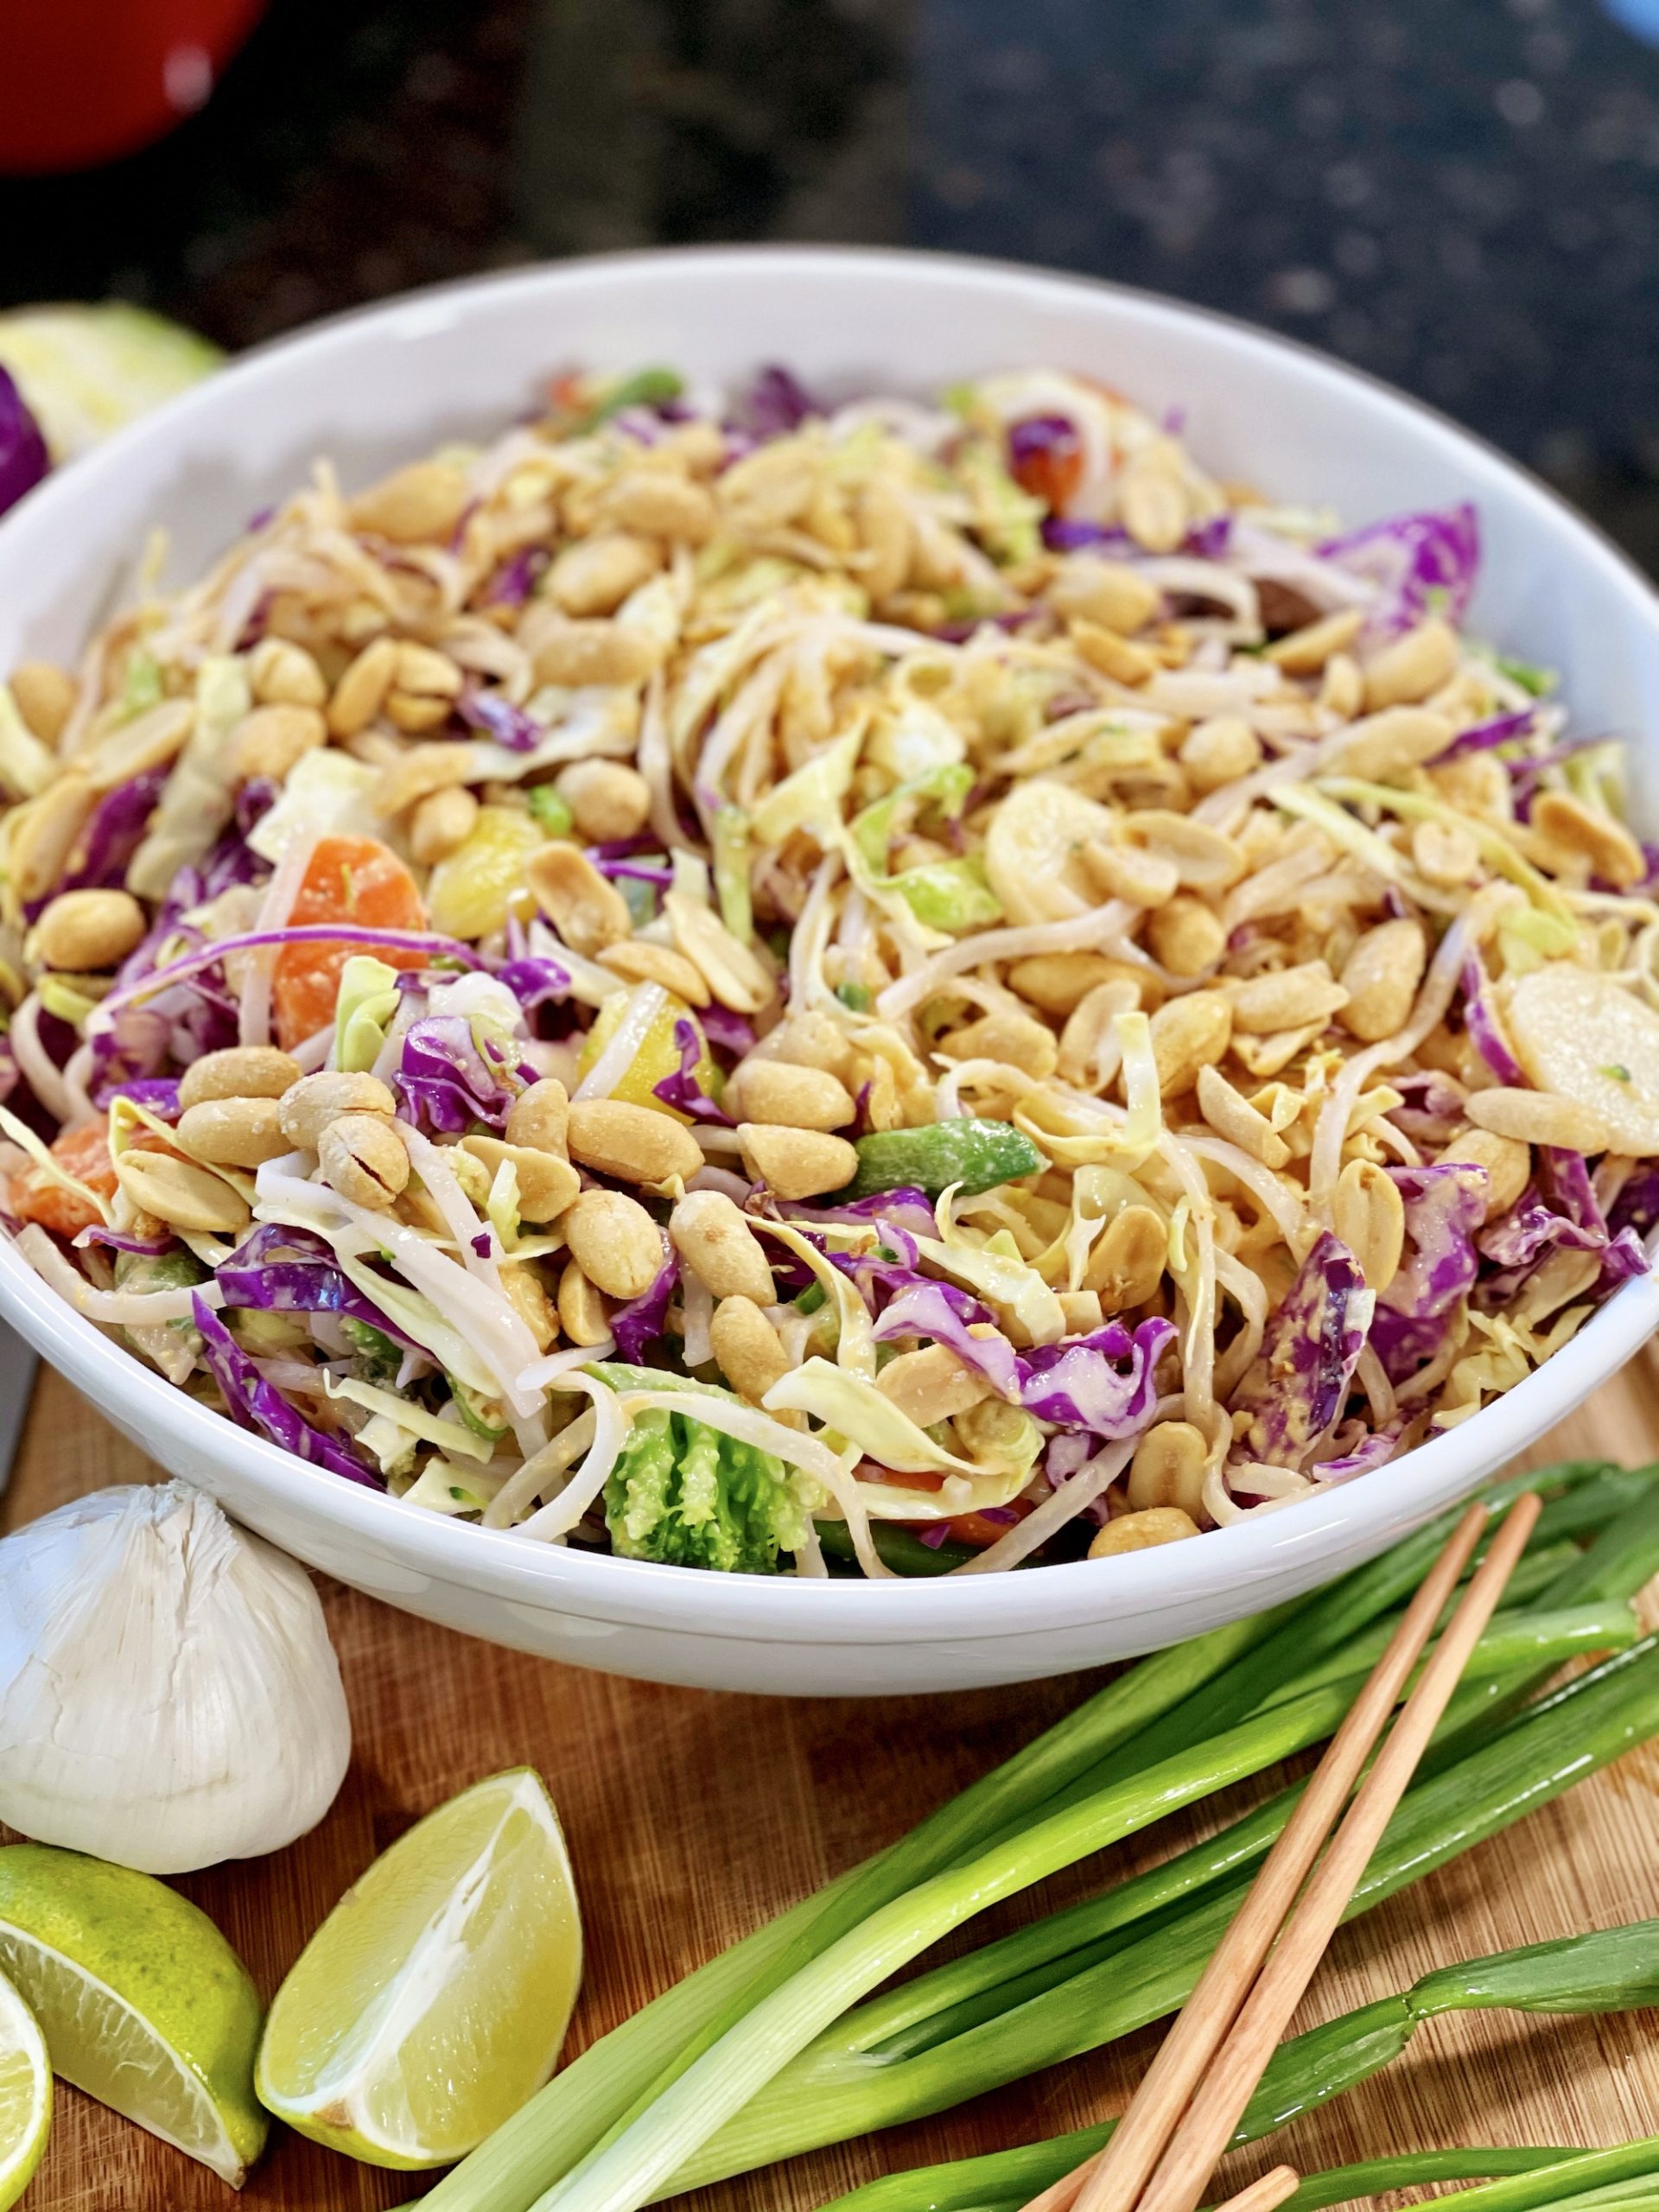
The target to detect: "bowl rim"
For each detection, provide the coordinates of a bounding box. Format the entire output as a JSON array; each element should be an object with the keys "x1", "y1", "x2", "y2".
[{"x1": 3, "y1": 239, "x2": 1658, "y2": 1637}]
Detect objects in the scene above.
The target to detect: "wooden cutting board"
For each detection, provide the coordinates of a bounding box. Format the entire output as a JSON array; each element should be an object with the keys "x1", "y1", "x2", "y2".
[{"x1": 5, "y1": 1347, "x2": 1659, "y2": 2212}]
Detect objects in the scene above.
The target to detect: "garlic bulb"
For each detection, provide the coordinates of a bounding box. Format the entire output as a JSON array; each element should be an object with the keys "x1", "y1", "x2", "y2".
[{"x1": 0, "y1": 1481, "x2": 351, "y2": 1874}]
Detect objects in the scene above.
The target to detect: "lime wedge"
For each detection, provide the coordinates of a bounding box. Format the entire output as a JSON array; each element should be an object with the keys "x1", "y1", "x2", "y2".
[
  {"x1": 0, "y1": 1845, "x2": 264, "y2": 2186},
  {"x1": 0, "y1": 304, "x2": 221, "y2": 463},
  {"x1": 0, "y1": 1971, "x2": 49, "y2": 2211},
  {"x1": 257, "y1": 1767, "x2": 582, "y2": 2169}
]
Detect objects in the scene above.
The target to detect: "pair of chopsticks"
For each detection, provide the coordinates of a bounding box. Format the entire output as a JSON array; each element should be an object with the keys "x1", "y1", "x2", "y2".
[{"x1": 1020, "y1": 1489, "x2": 1542, "y2": 2212}]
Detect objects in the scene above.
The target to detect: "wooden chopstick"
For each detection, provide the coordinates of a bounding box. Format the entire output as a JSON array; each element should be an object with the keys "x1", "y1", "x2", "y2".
[
  {"x1": 1129, "y1": 1491, "x2": 1542, "y2": 2212},
  {"x1": 1210, "y1": 2167, "x2": 1300, "y2": 2212},
  {"x1": 1046, "y1": 1497, "x2": 1493, "y2": 2212}
]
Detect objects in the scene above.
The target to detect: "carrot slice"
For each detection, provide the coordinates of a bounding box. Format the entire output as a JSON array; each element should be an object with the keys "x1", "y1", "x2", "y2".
[
  {"x1": 271, "y1": 836, "x2": 428, "y2": 1053},
  {"x1": 12, "y1": 1122, "x2": 118, "y2": 1238}
]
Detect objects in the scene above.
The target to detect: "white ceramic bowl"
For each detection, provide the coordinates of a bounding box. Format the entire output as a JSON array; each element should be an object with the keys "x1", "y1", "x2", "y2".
[{"x1": 3, "y1": 246, "x2": 1658, "y2": 1695}]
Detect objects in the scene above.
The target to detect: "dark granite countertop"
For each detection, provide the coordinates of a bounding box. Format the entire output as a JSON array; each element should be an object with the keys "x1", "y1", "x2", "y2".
[{"x1": 3, "y1": 0, "x2": 1658, "y2": 563}]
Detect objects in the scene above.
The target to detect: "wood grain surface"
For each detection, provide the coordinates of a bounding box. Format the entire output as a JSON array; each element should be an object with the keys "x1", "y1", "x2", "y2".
[{"x1": 4, "y1": 1344, "x2": 1659, "y2": 2212}]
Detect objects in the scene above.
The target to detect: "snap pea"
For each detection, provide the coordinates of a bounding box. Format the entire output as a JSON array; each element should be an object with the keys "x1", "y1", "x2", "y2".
[{"x1": 839, "y1": 1119, "x2": 1044, "y2": 1201}]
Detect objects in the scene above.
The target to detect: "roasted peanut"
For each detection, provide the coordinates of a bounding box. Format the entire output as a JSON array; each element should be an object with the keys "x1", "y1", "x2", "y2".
[
  {"x1": 1178, "y1": 715, "x2": 1262, "y2": 793},
  {"x1": 1071, "y1": 621, "x2": 1159, "y2": 687},
  {"x1": 1008, "y1": 952, "x2": 1148, "y2": 1017},
  {"x1": 319, "y1": 1114, "x2": 410, "y2": 1209},
  {"x1": 327, "y1": 636, "x2": 400, "y2": 738},
  {"x1": 176, "y1": 1097, "x2": 290, "y2": 1170},
  {"x1": 177, "y1": 1046, "x2": 302, "y2": 1113},
  {"x1": 1319, "y1": 652, "x2": 1363, "y2": 719},
  {"x1": 10, "y1": 772, "x2": 94, "y2": 904},
  {"x1": 1529, "y1": 791, "x2": 1647, "y2": 889},
  {"x1": 1436, "y1": 1128, "x2": 1531, "y2": 1221},
  {"x1": 409, "y1": 784, "x2": 480, "y2": 864},
  {"x1": 709, "y1": 1294, "x2": 791, "y2": 1403},
  {"x1": 1262, "y1": 608, "x2": 1364, "y2": 673},
  {"x1": 1058, "y1": 980, "x2": 1142, "y2": 1091},
  {"x1": 596, "y1": 941, "x2": 711, "y2": 1005},
  {"x1": 1081, "y1": 838, "x2": 1180, "y2": 907},
  {"x1": 1327, "y1": 707, "x2": 1454, "y2": 781},
  {"x1": 1146, "y1": 894, "x2": 1225, "y2": 978},
  {"x1": 115, "y1": 1151, "x2": 250, "y2": 1235},
  {"x1": 566, "y1": 1097, "x2": 704, "y2": 1185},
  {"x1": 549, "y1": 531, "x2": 662, "y2": 618},
  {"x1": 374, "y1": 742, "x2": 479, "y2": 818},
  {"x1": 1126, "y1": 1421, "x2": 1208, "y2": 1518},
  {"x1": 1084, "y1": 1203, "x2": 1167, "y2": 1308},
  {"x1": 278, "y1": 1070, "x2": 397, "y2": 1151},
  {"x1": 737, "y1": 1123, "x2": 859, "y2": 1202},
  {"x1": 32, "y1": 887, "x2": 145, "y2": 970},
  {"x1": 875, "y1": 1343, "x2": 993, "y2": 1427},
  {"x1": 1412, "y1": 817, "x2": 1481, "y2": 887},
  {"x1": 1333, "y1": 1157, "x2": 1407, "y2": 1294},
  {"x1": 350, "y1": 461, "x2": 471, "y2": 544},
  {"x1": 664, "y1": 890, "x2": 774, "y2": 1014},
  {"x1": 461, "y1": 1134, "x2": 580, "y2": 1222},
  {"x1": 248, "y1": 636, "x2": 327, "y2": 709},
  {"x1": 501, "y1": 1263, "x2": 559, "y2": 1351},
  {"x1": 1049, "y1": 557, "x2": 1161, "y2": 634},
  {"x1": 1117, "y1": 450, "x2": 1190, "y2": 553},
  {"x1": 602, "y1": 471, "x2": 718, "y2": 543},
  {"x1": 1227, "y1": 960, "x2": 1348, "y2": 1034},
  {"x1": 555, "y1": 758, "x2": 652, "y2": 842},
  {"x1": 1122, "y1": 810, "x2": 1245, "y2": 891},
  {"x1": 670, "y1": 1189, "x2": 776, "y2": 1304},
  {"x1": 10, "y1": 661, "x2": 78, "y2": 744},
  {"x1": 1089, "y1": 1507, "x2": 1200, "y2": 1557},
  {"x1": 230, "y1": 703, "x2": 326, "y2": 784},
  {"x1": 1147, "y1": 988, "x2": 1232, "y2": 1096},
  {"x1": 562, "y1": 1187, "x2": 664, "y2": 1299},
  {"x1": 1362, "y1": 618, "x2": 1460, "y2": 711},
  {"x1": 937, "y1": 1009, "x2": 1058, "y2": 1078},
  {"x1": 1195, "y1": 1064, "x2": 1290, "y2": 1169},
  {"x1": 505, "y1": 1077, "x2": 570, "y2": 1158},
  {"x1": 1465, "y1": 1086, "x2": 1611, "y2": 1153},
  {"x1": 1338, "y1": 919, "x2": 1427, "y2": 1043},
  {"x1": 557, "y1": 1259, "x2": 613, "y2": 1346},
  {"x1": 526, "y1": 842, "x2": 632, "y2": 956},
  {"x1": 728, "y1": 1058, "x2": 855, "y2": 1131},
  {"x1": 531, "y1": 621, "x2": 658, "y2": 690},
  {"x1": 753, "y1": 1010, "x2": 857, "y2": 1082}
]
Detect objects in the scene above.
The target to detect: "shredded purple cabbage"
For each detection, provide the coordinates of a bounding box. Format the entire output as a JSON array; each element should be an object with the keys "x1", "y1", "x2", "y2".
[
  {"x1": 192, "y1": 1293, "x2": 382, "y2": 1487},
  {"x1": 485, "y1": 548, "x2": 547, "y2": 607},
  {"x1": 395, "y1": 1016, "x2": 521, "y2": 1135},
  {"x1": 0, "y1": 368, "x2": 49, "y2": 517},
  {"x1": 1435, "y1": 708, "x2": 1537, "y2": 760},
  {"x1": 73, "y1": 1223, "x2": 175, "y2": 1257},
  {"x1": 491, "y1": 954, "x2": 570, "y2": 1014},
  {"x1": 92, "y1": 1074, "x2": 181, "y2": 1117},
  {"x1": 457, "y1": 688, "x2": 541, "y2": 751},
  {"x1": 1041, "y1": 518, "x2": 1135, "y2": 554},
  {"x1": 1309, "y1": 1422, "x2": 1405, "y2": 1484},
  {"x1": 1319, "y1": 502, "x2": 1480, "y2": 637},
  {"x1": 872, "y1": 1277, "x2": 1174, "y2": 1439},
  {"x1": 699, "y1": 1004, "x2": 758, "y2": 1058},
  {"x1": 1610, "y1": 1165, "x2": 1659, "y2": 1243},
  {"x1": 784, "y1": 1185, "x2": 938, "y2": 1240},
  {"x1": 1230, "y1": 1230, "x2": 1373, "y2": 1465},
  {"x1": 56, "y1": 768, "x2": 168, "y2": 898},
  {"x1": 1369, "y1": 1162, "x2": 1489, "y2": 1382},
  {"x1": 611, "y1": 1242, "x2": 677, "y2": 1363},
  {"x1": 1461, "y1": 952, "x2": 1525, "y2": 1085},
  {"x1": 741, "y1": 365, "x2": 823, "y2": 438},
  {"x1": 216, "y1": 1224, "x2": 422, "y2": 1349},
  {"x1": 652, "y1": 1018, "x2": 731, "y2": 1124},
  {"x1": 1007, "y1": 414, "x2": 1078, "y2": 476}
]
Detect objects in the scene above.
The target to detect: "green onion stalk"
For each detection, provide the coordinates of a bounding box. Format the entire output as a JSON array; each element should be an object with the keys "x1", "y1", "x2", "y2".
[
  {"x1": 412, "y1": 1461, "x2": 1653, "y2": 2212},
  {"x1": 813, "y1": 1921, "x2": 1659, "y2": 2212},
  {"x1": 1280, "y1": 2141, "x2": 1659, "y2": 2212}
]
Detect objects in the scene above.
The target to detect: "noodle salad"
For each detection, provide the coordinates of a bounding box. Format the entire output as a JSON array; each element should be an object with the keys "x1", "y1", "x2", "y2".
[{"x1": 2, "y1": 362, "x2": 1656, "y2": 1579}]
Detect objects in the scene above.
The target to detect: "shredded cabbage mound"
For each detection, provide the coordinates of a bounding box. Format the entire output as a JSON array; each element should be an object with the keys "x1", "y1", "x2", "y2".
[{"x1": 3, "y1": 359, "x2": 1656, "y2": 1577}]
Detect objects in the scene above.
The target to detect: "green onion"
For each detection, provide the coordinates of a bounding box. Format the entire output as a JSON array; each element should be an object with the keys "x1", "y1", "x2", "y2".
[
  {"x1": 814, "y1": 1923, "x2": 1659, "y2": 2212},
  {"x1": 1288, "y1": 2140, "x2": 1659, "y2": 2212},
  {"x1": 671, "y1": 1637, "x2": 1659, "y2": 2191},
  {"x1": 416, "y1": 1460, "x2": 1644, "y2": 2212}
]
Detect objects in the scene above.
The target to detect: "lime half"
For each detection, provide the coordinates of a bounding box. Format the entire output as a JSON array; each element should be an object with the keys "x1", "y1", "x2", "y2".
[
  {"x1": 0, "y1": 1971, "x2": 49, "y2": 2211},
  {"x1": 0, "y1": 304, "x2": 221, "y2": 463},
  {"x1": 256, "y1": 1767, "x2": 582, "y2": 2169},
  {"x1": 0, "y1": 1845, "x2": 264, "y2": 2187}
]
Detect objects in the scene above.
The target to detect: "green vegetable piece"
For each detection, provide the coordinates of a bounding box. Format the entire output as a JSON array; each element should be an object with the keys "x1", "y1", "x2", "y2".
[
  {"x1": 120, "y1": 649, "x2": 164, "y2": 719},
  {"x1": 571, "y1": 367, "x2": 683, "y2": 433},
  {"x1": 333, "y1": 954, "x2": 400, "y2": 1074},
  {"x1": 343, "y1": 1318, "x2": 401, "y2": 1381},
  {"x1": 604, "y1": 1403, "x2": 807, "y2": 1574},
  {"x1": 842, "y1": 1117, "x2": 1044, "y2": 1201},
  {"x1": 836, "y1": 982, "x2": 873, "y2": 1013},
  {"x1": 817, "y1": 1518, "x2": 982, "y2": 1578},
  {"x1": 892, "y1": 856, "x2": 1003, "y2": 933},
  {"x1": 448, "y1": 1376, "x2": 510, "y2": 1444},
  {"x1": 1496, "y1": 652, "x2": 1558, "y2": 697},
  {"x1": 527, "y1": 785, "x2": 575, "y2": 836},
  {"x1": 712, "y1": 807, "x2": 753, "y2": 945}
]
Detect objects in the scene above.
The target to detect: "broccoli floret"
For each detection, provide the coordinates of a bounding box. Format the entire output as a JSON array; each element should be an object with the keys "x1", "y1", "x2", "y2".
[{"x1": 604, "y1": 1405, "x2": 807, "y2": 1574}]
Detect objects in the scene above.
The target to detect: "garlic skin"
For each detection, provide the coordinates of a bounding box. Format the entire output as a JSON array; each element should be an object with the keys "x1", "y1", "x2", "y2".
[{"x1": 0, "y1": 1481, "x2": 351, "y2": 1874}]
